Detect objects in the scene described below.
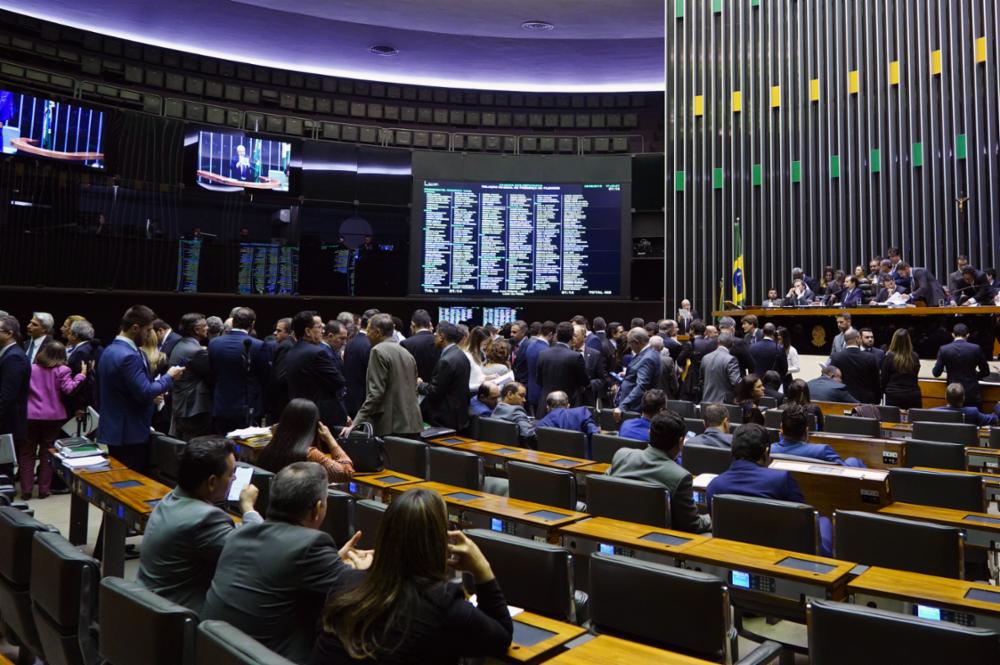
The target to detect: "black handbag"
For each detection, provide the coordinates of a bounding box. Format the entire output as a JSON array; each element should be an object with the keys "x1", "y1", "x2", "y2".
[{"x1": 340, "y1": 422, "x2": 386, "y2": 472}]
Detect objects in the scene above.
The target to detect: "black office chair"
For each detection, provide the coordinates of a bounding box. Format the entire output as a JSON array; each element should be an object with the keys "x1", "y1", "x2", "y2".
[
  {"x1": 912, "y1": 421, "x2": 979, "y2": 446},
  {"x1": 989, "y1": 427, "x2": 1000, "y2": 450},
  {"x1": 476, "y1": 417, "x2": 520, "y2": 446},
  {"x1": 888, "y1": 468, "x2": 985, "y2": 512},
  {"x1": 765, "y1": 409, "x2": 817, "y2": 430},
  {"x1": 507, "y1": 461, "x2": 577, "y2": 511},
  {"x1": 30, "y1": 531, "x2": 101, "y2": 665},
  {"x1": 382, "y1": 436, "x2": 428, "y2": 478},
  {"x1": 597, "y1": 408, "x2": 619, "y2": 431},
  {"x1": 467, "y1": 529, "x2": 578, "y2": 623},
  {"x1": 833, "y1": 510, "x2": 964, "y2": 578},
  {"x1": 904, "y1": 439, "x2": 967, "y2": 471},
  {"x1": 590, "y1": 433, "x2": 646, "y2": 464},
  {"x1": 150, "y1": 433, "x2": 186, "y2": 487},
  {"x1": 712, "y1": 495, "x2": 820, "y2": 555},
  {"x1": 877, "y1": 405, "x2": 902, "y2": 423},
  {"x1": 666, "y1": 400, "x2": 696, "y2": 418},
  {"x1": 320, "y1": 489, "x2": 355, "y2": 548},
  {"x1": 908, "y1": 408, "x2": 963, "y2": 424},
  {"x1": 758, "y1": 396, "x2": 778, "y2": 409},
  {"x1": 98, "y1": 577, "x2": 198, "y2": 665},
  {"x1": 234, "y1": 464, "x2": 273, "y2": 519},
  {"x1": 682, "y1": 443, "x2": 732, "y2": 476},
  {"x1": 0, "y1": 506, "x2": 58, "y2": 665},
  {"x1": 764, "y1": 427, "x2": 781, "y2": 443},
  {"x1": 536, "y1": 427, "x2": 588, "y2": 458},
  {"x1": 685, "y1": 417, "x2": 706, "y2": 435},
  {"x1": 701, "y1": 403, "x2": 744, "y2": 424},
  {"x1": 196, "y1": 621, "x2": 295, "y2": 665},
  {"x1": 807, "y1": 598, "x2": 1000, "y2": 665},
  {"x1": 824, "y1": 414, "x2": 880, "y2": 438},
  {"x1": 586, "y1": 475, "x2": 670, "y2": 528},
  {"x1": 353, "y1": 499, "x2": 387, "y2": 550},
  {"x1": 427, "y1": 446, "x2": 483, "y2": 491}
]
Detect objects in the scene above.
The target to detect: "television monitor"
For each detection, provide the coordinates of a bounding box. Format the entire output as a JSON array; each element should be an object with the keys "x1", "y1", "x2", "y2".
[
  {"x1": 0, "y1": 89, "x2": 105, "y2": 168},
  {"x1": 483, "y1": 307, "x2": 520, "y2": 328},
  {"x1": 196, "y1": 130, "x2": 291, "y2": 192},
  {"x1": 438, "y1": 306, "x2": 475, "y2": 325},
  {"x1": 238, "y1": 243, "x2": 299, "y2": 295}
]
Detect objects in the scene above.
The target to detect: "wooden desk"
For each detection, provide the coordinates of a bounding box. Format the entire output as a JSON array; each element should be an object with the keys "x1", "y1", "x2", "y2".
[
  {"x1": 542, "y1": 634, "x2": 715, "y2": 664},
  {"x1": 344, "y1": 470, "x2": 424, "y2": 503},
  {"x1": 768, "y1": 459, "x2": 891, "y2": 516},
  {"x1": 813, "y1": 400, "x2": 858, "y2": 417},
  {"x1": 429, "y1": 435, "x2": 479, "y2": 447},
  {"x1": 230, "y1": 435, "x2": 271, "y2": 463},
  {"x1": 879, "y1": 502, "x2": 1000, "y2": 549},
  {"x1": 505, "y1": 612, "x2": 587, "y2": 663},
  {"x1": 392, "y1": 481, "x2": 588, "y2": 541},
  {"x1": 880, "y1": 421, "x2": 991, "y2": 443},
  {"x1": 966, "y1": 448, "x2": 1000, "y2": 474},
  {"x1": 849, "y1": 566, "x2": 1000, "y2": 631},
  {"x1": 48, "y1": 450, "x2": 125, "y2": 546},
  {"x1": 808, "y1": 433, "x2": 907, "y2": 469}
]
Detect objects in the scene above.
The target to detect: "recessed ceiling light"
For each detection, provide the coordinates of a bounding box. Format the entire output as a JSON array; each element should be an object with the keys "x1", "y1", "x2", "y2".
[
  {"x1": 521, "y1": 21, "x2": 554, "y2": 32},
  {"x1": 369, "y1": 45, "x2": 398, "y2": 56}
]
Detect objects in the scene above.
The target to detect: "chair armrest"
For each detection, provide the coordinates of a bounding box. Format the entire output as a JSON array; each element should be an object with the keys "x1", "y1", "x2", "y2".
[{"x1": 735, "y1": 641, "x2": 783, "y2": 665}]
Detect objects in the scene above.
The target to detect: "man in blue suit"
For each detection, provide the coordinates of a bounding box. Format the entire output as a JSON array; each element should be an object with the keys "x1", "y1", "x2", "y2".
[
  {"x1": 748, "y1": 323, "x2": 787, "y2": 379},
  {"x1": 343, "y1": 309, "x2": 379, "y2": 416},
  {"x1": 208, "y1": 307, "x2": 271, "y2": 434},
  {"x1": 684, "y1": 403, "x2": 733, "y2": 448},
  {"x1": 0, "y1": 315, "x2": 30, "y2": 482},
  {"x1": 707, "y1": 423, "x2": 832, "y2": 555},
  {"x1": 283, "y1": 312, "x2": 348, "y2": 429},
  {"x1": 619, "y1": 389, "x2": 666, "y2": 442},
  {"x1": 772, "y1": 404, "x2": 864, "y2": 467},
  {"x1": 536, "y1": 391, "x2": 599, "y2": 437},
  {"x1": 525, "y1": 321, "x2": 555, "y2": 414},
  {"x1": 615, "y1": 327, "x2": 661, "y2": 416},
  {"x1": 932, "y1": 323, "x2": 991, "y2": 407},
  {"x1": 97, "y1": 305, "x2": 183, "y2": 471},
  {"x1": 932, "y1": 383, "x2": 999, "y2": 426}
]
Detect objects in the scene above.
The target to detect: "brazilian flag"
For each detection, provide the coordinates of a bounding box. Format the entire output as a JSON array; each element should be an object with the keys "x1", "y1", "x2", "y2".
[
  {"x1": 732, "y1": 220, "x2": 745, "y2": 306},
  {"x1": 251, "y1": 138, "x2": 262, "y2": 183}
]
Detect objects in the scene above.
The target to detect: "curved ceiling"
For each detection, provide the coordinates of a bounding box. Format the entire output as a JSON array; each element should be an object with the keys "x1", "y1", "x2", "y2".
[{"x1": 2, "y1": 0, "x2": 665, "y2": 92}]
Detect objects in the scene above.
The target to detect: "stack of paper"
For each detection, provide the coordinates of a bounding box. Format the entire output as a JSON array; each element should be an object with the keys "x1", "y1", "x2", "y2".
[
  {"x1": 61, "y1": 455, "x2": 110, "y2": 471},
  {"x1": 226, "y1": 426, "x2": 272, "y2": 440}
]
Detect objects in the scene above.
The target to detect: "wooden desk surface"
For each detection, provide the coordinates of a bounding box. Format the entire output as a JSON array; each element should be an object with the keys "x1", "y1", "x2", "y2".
[
  {"x1": 49, "y1": 449, "x2": 126, "y2": 473},
  {"x1": 768, "y1": 459, "x2": 891, "y2": 517},
  {"x1": 881, "y1": 421, "x2": 990, "y2": 440},
  {"x1": 78, "y1": 467, "x2": 171, "y2": 517},
  {"x1": 574, "y1": 462, "x2": 611, "y2": 476},
  {"x1": 557, "y1": 516, "x2": 709, "y2": 556},
  {"x1": 808, "y1": 433, "x2": 906, "y2": 470},
  {"x1": 681, "y1": 537, "x2": 856, "y2": 587},
  {"x1": 453, "y1": 440, "x2": 595, "y2": 471},
  {"x1": 542, "y1": 634, "x2": 715, "y2": 664},
  {"x1": 912, "y1": 467, "x2": 1000, "y2": 489},
  {"x1": 849, "y1": 566, "x2": 1000, "y2": 618},
  {"x1": 397, "y1": 481, "x2": 589, "y2": 528},
  {"x1": 879, "y1": 502, "x2": 1000, "y2": 534},
  {"x1": 350, "y1": 470, "x2": 424, "y2": 491},
  {"x1": 505, "y1": 612, "x2": 587, "y2": 663},
  {"x1": 429, "y1": 435, "x2": 479, "y2": 447},
  {"x1": 813, "y1": 400, "x2": 858, "y2": 417}
]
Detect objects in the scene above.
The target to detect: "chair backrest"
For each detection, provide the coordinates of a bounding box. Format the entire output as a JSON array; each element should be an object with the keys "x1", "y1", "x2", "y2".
[
  {"x1": 824, "y1": 414, "x2": 880, "y2": 437},
  {"x1": 764, "y1": 427, "x2": 781, "y2": 443},
  {"x1": 807, "y1": 598, "x2": 1000, "y2": 665},
  {"x1": 712, "y1": 494, "x2": 819, "y2": 555},
  {"x1": 382, "y1": 436, "x2": 428, "y2": 478},
  {"x1": 908, "y1": 408, "x2": 963, "y2": 424},
  {"x1": 912, "y1": 421, "x2": 980, "y2": 446},
  {"x1": 536, "y1": 427, "x2": 588, "y2": 458},
  {"x1": 30, "y1": 531, "x2": 101, "y2": 665},
  {"x1": 681, "y1": 443, "x2": 732, "y2": 476},
  {"x1": 888, "y1": 468, "x2": 985, "y2": 512},
  {"x1": 701, "y1": 403, "x2": 743, "y2": 424},
  {"x1": 196, "y1": 620, "x2": 296, "y2": 665},
  {"x1": 467, "y1": 529, "x2": 576, "y2": 622},
  {"x1": 0, "y1": 506, "x2": 57, "y2": 658},
  {"x1": 590, "y1": 433, "x2": 646, "y2": 464},
  {"x1": 476, "y1": 417, "x2": 520, "y2": 445},
  {"x1": 507, "y1": 461, "x2": 577, "y2": 510},
  {"x1": 904, "y1": 439, "x2": 967, "y2": 471},
  {"x1": 320, "y1": 489, "x2": 355, "y2": 548},
  {"x1": 99, "y1": 577, "x2": 198, "y2": 665},
  {"x1": 765, "y1": 408, "x2": 817, "y2": 430},
  {"x1": 150, "y1": 433, "x2": 186, "y2": 486},
  {"x1": 684, "y1": 417, "x2": 706, "y2": 435},
  {"x1": 666, "y1": 400, "x2": 696, "y2": 418},
  {"x1": 989, "y1": 427, "x2": 1000, "y2": 450},
  {"x1": 353, "y1": 500, "x2": 387, "y2": 550},
  {"x1": 758, "y1": 396, "x2": 778, "y2": 409},
  {"x1": 427, "y1": 446, "x2": 483, "y2": 491},
  {"x1": 833, "y1": 510, "x2": 964, "y2": 578},
  {"x1": 589, "y1": 553, "x2": 731, "y2": 661},
  {"x1": 235, "y1": 464, "x2": 273, "y2": 519},
  {"x1": 586, "y1": 475, "x2": 671, "y2": 528},
  {"x1": 597, "y1": 408, "x2": 619, "y2": 432},
  {"x1": 877, "y1": 405, "x2": 902, "y2": 423}
]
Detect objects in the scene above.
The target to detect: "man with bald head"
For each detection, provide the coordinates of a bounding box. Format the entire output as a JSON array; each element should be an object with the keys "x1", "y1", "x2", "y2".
[
  {"x1": 614, "y1": 327, "x2": 661, "y2": 417},
  {"x1": 536, "y1": 390, "x2": 599, "y2": 447}
]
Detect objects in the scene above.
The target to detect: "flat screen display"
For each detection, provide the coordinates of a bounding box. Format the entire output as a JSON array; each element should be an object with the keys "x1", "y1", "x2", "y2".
[
  {"x1": 0, "y1": 89, "x2": 105, "y2": 168},
  {"x1": 197, "y1": 130, "x2": 291, "y2": 192},
  {"x1": 238, "y1": 243, "x2": 299, "y2": 295}
]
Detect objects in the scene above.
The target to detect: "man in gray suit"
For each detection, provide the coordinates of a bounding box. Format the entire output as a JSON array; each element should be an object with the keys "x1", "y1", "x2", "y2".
[
  {"x1": 137, "y1": 436, "x2": 261, "y2": 614},
  {"x1": 203, "y1": 462, "x2": 372, "y2": 662},
  {"x1": 168, "y1": 313, "x2": 213, "y2": 441},
  {"x1": 685, "y1": 403, "x2": 733, "y2": 448},
  {"x1": 608, "y1": 410, "x2": 711, "y2": 533},
  {"x1": 700, "y1": 333, "x2": 741, "y2": 405}
]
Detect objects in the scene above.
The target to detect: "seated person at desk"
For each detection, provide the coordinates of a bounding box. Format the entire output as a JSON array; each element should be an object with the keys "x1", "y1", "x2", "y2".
[
  {"x1": 782, "y1": 379, "x2": 824, "y2": 430},
  {"x1": 762, "y1": 288, "x2": 783, "y2": 307},
  {"x1": 706, "y1": 424, "x2": 831, "y2": 556},
  {"x1": 137, "y1": 436, "x2": 262, "y2": 615},
  {"x1": 490, "y1": 382, "x2": 536, "y2": 447},
  {"x1": 311, "y1": 488, "x2": 513, "y2": 664},
  {"x1": 875, "y1": 273, "x2": 905, "y2": 303},
  {"x1": 608, "y1": 410, "x2": 711, "y2": 534},
  {"x1": 805, "y1": 365, "x2": 856, "y2": 404},
  {"x1": 932, "y1": 382, "x2": 999, "y2": 426},
  {"x1": 835, "y1": 275, "x2": 864, "y2": 306},
  {"x1": 469, "y1": 381, "x2": 500, "y2": 419},
  {"x1": 618, "y1": 388, "x2": 666, "y2": 441},
  {"x1": 685, "y1": 403, "x2": 733, "y2": 448},
  {"x1": 257, "y1": 398, "x2": 355, "y2": 483},
  {"x1": 535, "y1": 390, "x2": 599, "y2": 436},
  {"x1": 203, "y1": 462, "x2": 373, "y2": 663},
  {"x1": 785, "y1": 278, "x2": 814, "y2": 305},
  {"x1": 772, "y1": 404, "x2": 865, "y2": 467}
]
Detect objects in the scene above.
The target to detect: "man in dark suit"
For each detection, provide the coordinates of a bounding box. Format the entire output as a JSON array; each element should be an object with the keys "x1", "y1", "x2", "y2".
[
  {"x1": 153, "y1": 319, "x2": 183, "y2": 359},
  {"x1": 676, "y1": 299, "x2": 697, "y2": 334},
  {"x1": 932, "y1": 323, "x2": 991, "y2": 406},
  {"x1": 535, "y1": 322, "x2": 589, "y2": 415},
  {"x1": 685, "y1": 403, "x2": 733, "y2": 448},
  {"x1": 573, "y1": 323, "x2": 608, "y2": 407},
  {"x1": 806, "y1": 366, "x2": 856, "y2": 403},
  {"x1": 509, "y1": 320, "x2": 531, "y2": 385},
  {"x1": 417, "y1": 321, "x2": 472, "y2": 431},
  {"x1": 208, "y1": 307, "x2": 271, "y2": 434},
  {"x1": 896, "y1": 263, "x2": 946, "y2": 305},
  {"x1": 65, "y1": 319, "x2": 102, "y2": 424},
  {"x1": 948, "y1": 255, "x2": 970, "y2": 296},
  {"x1": 343, "y1": 308, "x2": 379, "y2": 415},
  {"x1": 957, "y1": 266, "x2": 997, "y2": 305},
  {"x1": 740, "y1": 315, "x2": 764, "y2": 346},
  {"x1": 282, "y1": 311, "x2": 350, "y2": 429},
  {"x1": 748, "y1": 323, "x2": 787, "y2": 379},
  {"x1": 0, "y1": 315, "x2": 30, "y2": 480},
  {"x1": 525, "y1": 321, "x2": 555, "y2": 413},
  {"x1": 535, "y1": 391, "x2": 599, "y2": 437},
  {"x1": 676, "y1": 320, "x2": 718, "y2": 401},
  {"x1": 592, "y1": 317, "x2": 619, "y2": 373},
  {"x1": 203, "y1": 462, "x2": 370, "y2": 663},
  {"x1": 169, "y1": 314, "x2": 213, "y2": 441},
  {"x1": 658, "y1": 319, "x2": 683, "y2": 360},
  {"x1": 859, "y1": 328, "x2": 885, "y2": 368},
  {"x1": 932, "y1": 383, "x2": 998, "y2": 426},
  {"x1": 875, "y1": 273, "x2": 905, "y2": 303},
  {"x1": 829, "y1": 329, "x2": 881, "y2": 404},
  {"x1": 266, "y1": 317, "x2": 295, "y2": 423},
  {"x1": 22, "y1": 311, "x2": 54, "y2": 364},
  {"x1": 837, "y1": 275, "x2": 864, "y2": 306},
  {"x1": 615, "y1": 327, "x2": 661, "y2": 414},
  {"x1": 400, "y1": 309, "x2": 440, "y2": 383}
]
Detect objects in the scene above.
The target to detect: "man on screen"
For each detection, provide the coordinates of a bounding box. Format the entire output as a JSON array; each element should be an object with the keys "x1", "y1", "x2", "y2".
[
  {"x1": 231, "y1": 144, "x2": 252, "y2": 181},
  {"x1": 0, "y1": 89, "x2": 13, "y2": 127}
]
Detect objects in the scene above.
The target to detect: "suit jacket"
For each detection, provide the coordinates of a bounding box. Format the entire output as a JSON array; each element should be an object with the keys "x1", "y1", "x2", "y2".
[
  {"x1": 839, "y1": 287, "x2": 864, "y2": 307},
  {"x1": 66, "y1": 339, "x2": 102, "y2": 413},
  {"x1": 284, "y1": 340, "x2": 349, "y2": 427},
  {"x1": 524, "y1": 338, "x2": 549, "y2": 409},
  {"x1": 202, "y1": 520, "x2": 362, "y2": 663},
  {"x1": 685, "y1": 427, "x2": 733, "y2": 449},
  {"x1": 137, "y1": 487, "x2": 262, "y2": 615},
  {"x1": 909, "y1": 267, "x2": 946, "y2": 305},
  {"x1": 354, "y1": 340, "x2": 423, "y2": 436},
  {"x1": 932, "y1": 405, "x2": 998, "y2": 427},
  {"x1": 863, "y1": 346, "x2": 886, "y2": 368},
  {"x1": 159, "y1": 331, "x2": 182, "y2": 359},
  {"x1": 594, "y1": 331, "x2": 618, "y2": 373},
  {"x1": 535, "y1": 343, "x2": 589, "y2": 414},
  {"x1": 343, "y1": 332, "x2": 372, "y2": 415},
  {"x1": 805, "y1": 376, "x2": 856, "y2": 403},
  {"x1": 22, "y1": 334, "x2": 53, "y2": 364},
  {"x1": 949, "y1": 269, "x2": 966, "y2": 297},
  {"x1": 729, "y1": 337, "x2": 755, "y2": 376},
  {"x1": 748, "y1": 338, "x2": 788, "y2": 378},
  {"x1": 491, "y1": 402, "x2": 535, "y2": 441},
  {"x1": 169, "y1": 337, "x2": 213, "y2": 420},
  {"x1": 932, "y1": 338, "x2": 991, "y2": 405},
  {"x1": 535, "y1": 406, "x2": 598, "y2": 436},
  {"x1": 876, "y1": 286, "x2": 905, "y2": 302},
  {"x1": 207, "y1": 331, "x2": 271, "y2": 421},
  {"x1": 608, "y1": 446, "x2": 711, "y2": 533},
  {"x1": 705, "y1": 460, "x2": 805, "y2": 512},
  {"x1": 829, "y1": 347, "x2": 882, "y2": 404},
  {"x1": 0, "y1": 343, "x2": 30, "y2": 439},
  {"x1": 700, "y1": 347, "x2": 741, "y2": 405},
  {"x1": 584, "y1": 333, "x2": 603, "y2": 354},
  {"x1": 662, "y1": 335, "x2": 683, "y2": 360},
  {"x1": 618, "y1": 417, "x2": 651, "y2": 441},
  {"x1": 657, "y1": 349, "x2": 680, "y2": 399},
  {"x1": 266, "y1": 338, "x2": 295, "y2": 422},
  {"x1": 958, "y1": 270, "x2": 996, "y2": 305},
  {"x1": 419, "y1": 345, "x2": 471, "y2": 431},
  {"x1": 616, "y1": 346, "x2": 661, "y2": 412},
  {"x1": 582, "y1": 345, "x2": 608, "y2": 407},
  {"x1": 97, "y1": 338, "x2": 173, "y2": 446},
  {"x1": 401, "y1": 329, "x2": 440, "y2": 384},
  {"x1": 511, "y1": 336, "x2": 532, "y2": 384},
  {"x1": 772, "y1": 437, "x2": 847, "y2": 465}
]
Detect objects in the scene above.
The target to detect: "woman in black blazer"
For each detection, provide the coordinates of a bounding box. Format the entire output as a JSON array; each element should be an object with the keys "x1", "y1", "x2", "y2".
[{"x1": 880, "y1": 329, "x2": 922, "y2": 409}]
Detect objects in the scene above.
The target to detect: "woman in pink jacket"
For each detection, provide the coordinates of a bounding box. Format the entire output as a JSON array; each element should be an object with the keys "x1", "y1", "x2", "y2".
[{"x1": 21, "y1": 342, "x2": 87, "y2": 499}]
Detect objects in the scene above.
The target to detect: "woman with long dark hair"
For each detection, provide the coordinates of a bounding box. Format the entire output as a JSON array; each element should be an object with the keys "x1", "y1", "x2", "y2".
[
  {"x1": 880, "y1": 329, "x2": 922, "y2": 409},
  {"x1": 734, "y1": 373, "x2": 766, "y2": 425},
  {"x1": 312, "y1": 488, "x2": 513, "y2": 664},
  {"x1": 783, "y1": 378, "x2": 824, "y2": 430},
  {"x1": 258, "y1": 398, "x2": 354, "y2": 482}
]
